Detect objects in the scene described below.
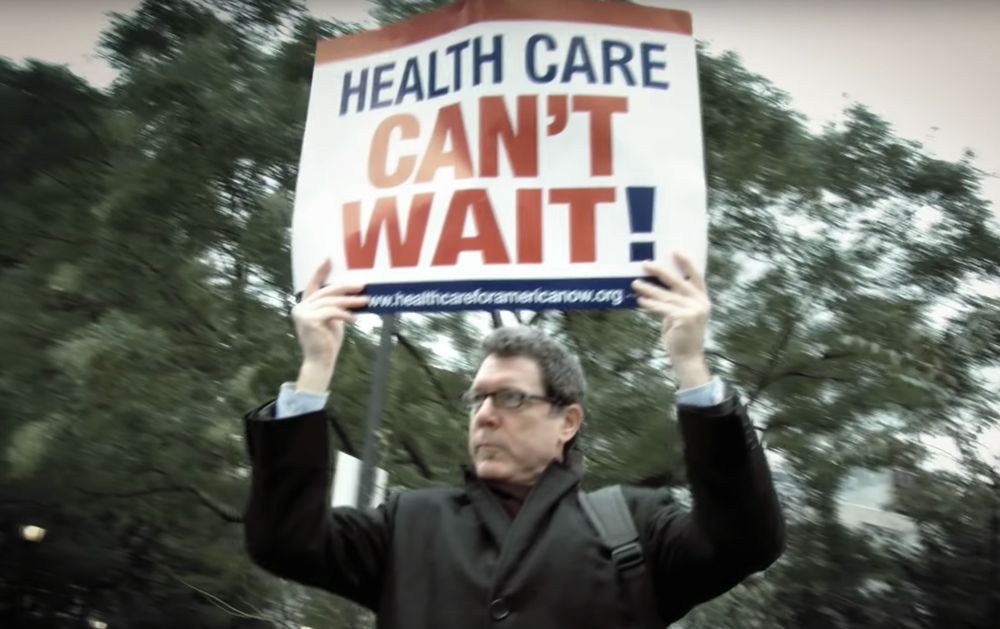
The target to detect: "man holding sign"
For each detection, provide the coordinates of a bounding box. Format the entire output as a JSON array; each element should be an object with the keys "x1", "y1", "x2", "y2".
[
  {"x1": 242, "y1": 0, "x2": 783, "y2": 626},
  {"x1": 243, "y1": 251, "x2": 784, "y2": 628}
]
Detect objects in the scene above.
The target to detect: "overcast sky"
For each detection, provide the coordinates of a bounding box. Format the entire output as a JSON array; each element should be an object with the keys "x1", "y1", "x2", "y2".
[{"x1": 3, "y1": 0, "x2": 998, "y2": 222}]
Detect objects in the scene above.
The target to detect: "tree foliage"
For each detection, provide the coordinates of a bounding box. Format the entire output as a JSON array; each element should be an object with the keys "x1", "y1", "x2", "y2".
[{"x1": 1, "y1": 0, "x2": 998, "y2": 627}]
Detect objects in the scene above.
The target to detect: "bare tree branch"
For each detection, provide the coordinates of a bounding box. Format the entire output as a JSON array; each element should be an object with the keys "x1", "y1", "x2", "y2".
[
  {"x1": 186, "y1": 484, "x2": 243, "y2": 523},
  {"x1": 705, "y1": 350, "x2": 766, "y2": 377},
  {"x1": 527, "y1": 311, "x2": 551, "y2": 326},
  {"x1": 391, "y1": 330, "x2": 462, "y2": 480},
  {"x1": 394, "y1": 330, "x2": 464, "y2": 417},
  {"x1": 169, "y1": 567, "x2": 298, "y2": 629},
  {"x1": 26, "y1": 230, "x2": 222, "y2": 342},
  {"x1": 750, "y1": 309, "x2": 800, "y2": 402},
  {"x1": 756, "y1": 350, "x2": 860, "y2": 397},
  {"x1": 77, "y1": 475, "x2": 243, "y2": 524},
  {"x1": 774, "y1": 370, "x2": 852, "y2": 384},
  {"x1": 393, "y1": 431, "x2": 434, "y2": 479},
  {"x1": 75, "y1": 485, "x2": 187, "y2": 500}
]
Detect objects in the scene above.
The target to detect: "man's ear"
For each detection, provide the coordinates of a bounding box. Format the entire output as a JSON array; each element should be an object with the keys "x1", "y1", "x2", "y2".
[{"x1": 560, "y1": 404, "x2": 583, "y2": 442}]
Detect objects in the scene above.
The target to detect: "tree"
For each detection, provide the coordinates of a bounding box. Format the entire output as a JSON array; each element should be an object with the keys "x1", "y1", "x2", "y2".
[
  {"x1": 0, "y1": 1, "x2": 454, "y2": 625},
  {"x1": 2, "y1": 0, "x2": 998, "y2": 627},
  {"x1": 0, "y1": 0, "x2": 309, "y2": 624}
]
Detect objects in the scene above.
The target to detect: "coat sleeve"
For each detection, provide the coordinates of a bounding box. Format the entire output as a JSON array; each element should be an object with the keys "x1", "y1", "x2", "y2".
[
  {"x1": 242, "y1": 400, "x2": 394, "y2": 610},
  {"x1": 642, "y1": 390, "x2": 786, "y2": 621}
]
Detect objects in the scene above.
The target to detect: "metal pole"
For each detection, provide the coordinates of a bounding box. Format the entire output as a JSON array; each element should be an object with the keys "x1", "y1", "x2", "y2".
[
  {"x1": 349, "y1": 315, "x2": 395, "y2": 629},
  {"x1": 357, "y1": 314, "x2": 396, "y2": 510}
]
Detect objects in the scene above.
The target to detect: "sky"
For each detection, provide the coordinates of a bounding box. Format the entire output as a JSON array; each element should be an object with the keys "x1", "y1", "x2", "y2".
[
  {"x1": 2, "y1": 0, "x2": 998, "y2": 470},
  {"x1": 3, "y1": 0, "x2": 998, "y2": 221}
]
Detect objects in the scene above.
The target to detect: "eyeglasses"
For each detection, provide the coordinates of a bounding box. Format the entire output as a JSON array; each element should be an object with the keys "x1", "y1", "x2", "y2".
[{"x1": 462, "y1": 388, "x2": 557, "y2": 413}]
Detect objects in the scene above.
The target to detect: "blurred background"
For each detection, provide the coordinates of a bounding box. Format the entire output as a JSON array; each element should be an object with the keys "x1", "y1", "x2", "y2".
[{"x1": 1, "y1": 0, "x2": 998, "y2": 627}]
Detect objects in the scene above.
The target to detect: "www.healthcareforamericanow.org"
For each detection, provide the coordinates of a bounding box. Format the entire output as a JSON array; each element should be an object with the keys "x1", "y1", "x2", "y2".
[{"x1": 367, "y1": 287, "x2": 627, "y2": 309}]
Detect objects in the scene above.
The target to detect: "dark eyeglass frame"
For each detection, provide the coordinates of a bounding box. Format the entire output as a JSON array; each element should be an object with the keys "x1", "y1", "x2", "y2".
[{"x1": 462, "y1": 388, "x2": 560, "y2": 413}]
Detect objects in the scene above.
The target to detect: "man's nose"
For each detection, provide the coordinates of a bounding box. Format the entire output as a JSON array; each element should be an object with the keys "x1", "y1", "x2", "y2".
[{"x1": 472, "y1": 397, "x2": 500, "y2": 427}]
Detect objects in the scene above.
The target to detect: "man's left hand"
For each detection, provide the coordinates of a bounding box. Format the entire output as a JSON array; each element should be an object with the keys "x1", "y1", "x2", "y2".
[{"x1": 632, "y1": 252, "x2": 712, "y2": 387}]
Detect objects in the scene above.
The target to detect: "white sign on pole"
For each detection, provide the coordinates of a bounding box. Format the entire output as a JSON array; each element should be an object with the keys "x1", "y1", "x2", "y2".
[
  {"x1": 331, "y1": 451, "x2": 389, "y2": 509},
  {"x1": 292, "y1": 0, "x2": 707, "y2": 314}
]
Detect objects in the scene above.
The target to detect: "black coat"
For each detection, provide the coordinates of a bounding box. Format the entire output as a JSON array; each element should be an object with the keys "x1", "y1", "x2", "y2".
[{"x1": 243, "y1": 391, "x2": 785, "y2": 628}]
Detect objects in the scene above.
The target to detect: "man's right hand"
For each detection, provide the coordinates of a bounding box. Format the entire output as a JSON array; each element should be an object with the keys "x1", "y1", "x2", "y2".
[{"x1": 292, "y1": 257, "x2": 368, "y2": 393}]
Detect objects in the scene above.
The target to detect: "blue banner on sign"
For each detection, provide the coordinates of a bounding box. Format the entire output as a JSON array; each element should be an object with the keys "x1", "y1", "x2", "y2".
[{"x1": 354, "y1": 277, "x2": 653, "y2": 313}]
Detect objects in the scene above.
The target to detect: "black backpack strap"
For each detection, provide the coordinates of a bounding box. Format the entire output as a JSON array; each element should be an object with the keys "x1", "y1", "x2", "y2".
[
  {"x1": 580, "y1": 485, "x2": 656, "y2": 627},
  {"x1": 580, "y1": 485, "x2": 645, "y2": 571}
]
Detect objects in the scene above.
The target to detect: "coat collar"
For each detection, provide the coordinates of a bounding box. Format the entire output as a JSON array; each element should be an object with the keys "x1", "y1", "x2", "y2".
[{"x1": 461, "y1": 450, "x2": 584, "y2": 573}]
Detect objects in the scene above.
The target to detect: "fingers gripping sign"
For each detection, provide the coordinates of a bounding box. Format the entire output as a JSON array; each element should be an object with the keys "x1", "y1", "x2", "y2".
[
  {"x1": 292, "y1": 257, "x2": 369, "y2": 369},
  {"x1": 631, "y1": 251, "x2": 710, "y2": 362}
]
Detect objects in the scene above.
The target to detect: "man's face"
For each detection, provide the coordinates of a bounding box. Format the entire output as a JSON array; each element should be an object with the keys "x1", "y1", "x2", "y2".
[{"x1": 467, "y1": 354, "x2": 582, "y2": 485}]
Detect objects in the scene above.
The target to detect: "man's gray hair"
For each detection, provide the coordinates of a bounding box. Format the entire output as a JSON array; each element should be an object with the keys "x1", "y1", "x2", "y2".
[{"x1": 478, "y1": 326, "x2": 586, "y2": 406}]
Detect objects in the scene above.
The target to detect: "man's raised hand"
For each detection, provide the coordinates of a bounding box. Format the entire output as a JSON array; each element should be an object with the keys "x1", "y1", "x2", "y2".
[
  {"x1": 291, "y1": 258, "x2": 368, "y2": 392},
  {"x1": 631, "y1": 251, "x2": 712, "y2": 388}
]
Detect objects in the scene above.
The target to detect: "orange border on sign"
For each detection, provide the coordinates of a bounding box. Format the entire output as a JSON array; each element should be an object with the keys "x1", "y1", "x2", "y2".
[{"x1": 315, "y1": 0, "x2": 693, "y2": 65}]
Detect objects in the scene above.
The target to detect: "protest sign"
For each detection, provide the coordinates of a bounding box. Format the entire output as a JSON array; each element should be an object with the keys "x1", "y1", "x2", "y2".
[{"x1": 291, "y1": 0, "x2": 707, "y2": 313}]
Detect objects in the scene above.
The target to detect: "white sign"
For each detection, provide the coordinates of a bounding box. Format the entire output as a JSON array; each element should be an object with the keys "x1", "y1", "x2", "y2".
[
  {"x1": 331, "y1": 451, "x2": 389, "y2": 509},
  {"x1": 292, "y1": 0, "x2": 707, "y2": 313}
]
